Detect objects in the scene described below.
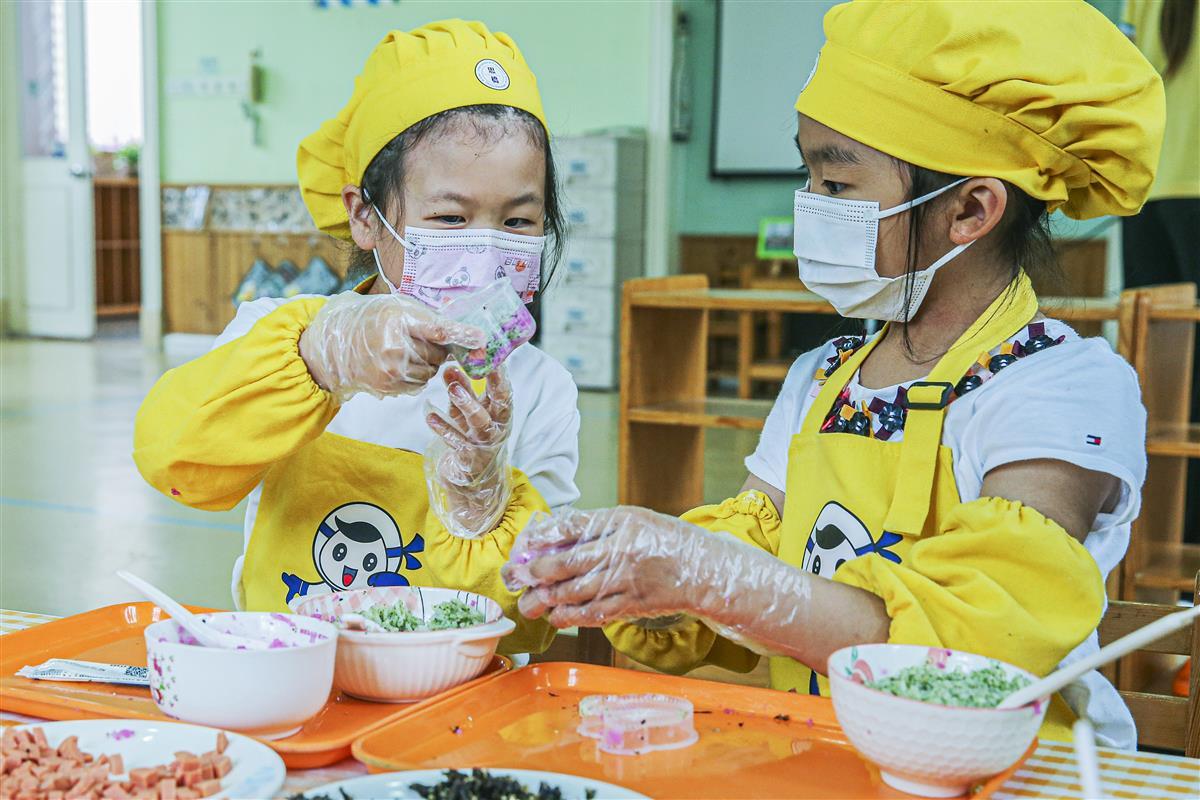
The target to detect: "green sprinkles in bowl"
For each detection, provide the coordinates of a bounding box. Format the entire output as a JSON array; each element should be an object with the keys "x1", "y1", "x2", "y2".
[
  {"x1": 866, "y1": 663, "x2": 1031, "y2": 708},
  {"x1": 360, "y1": 602, "x2": 421, "y2": 632},
  {"x1": 358, "y1": 599, "x2": 486, "y2": 632},
  {"x1": 427, "y1": 599, "x2": 486, "y2": 630}
]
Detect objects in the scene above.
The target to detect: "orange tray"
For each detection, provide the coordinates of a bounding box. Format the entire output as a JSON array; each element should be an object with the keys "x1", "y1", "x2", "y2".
[
  {"x1": 351, "y1": 662, "x2": 1034, "y2": 799},
  {"x1": 0, "y1": 603, "x2": 510, "y2": 769}
]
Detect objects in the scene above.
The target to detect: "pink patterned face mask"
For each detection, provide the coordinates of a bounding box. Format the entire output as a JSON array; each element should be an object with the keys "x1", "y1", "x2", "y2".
[{"x1": 371, "y1": 208, "x2": 544, "y2": 309}]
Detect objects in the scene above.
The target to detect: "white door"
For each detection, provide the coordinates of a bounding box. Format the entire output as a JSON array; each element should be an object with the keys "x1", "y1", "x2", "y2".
[{"x1": 17, "y1": 0, "x2": 95, "y2": 339}]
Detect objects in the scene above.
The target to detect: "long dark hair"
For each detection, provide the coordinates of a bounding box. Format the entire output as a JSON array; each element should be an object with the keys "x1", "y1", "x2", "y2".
[
  {"x1": 894, "y1": 162, "x2": 1059, "y2": 356},
  {"x1": 1161, "y1": 0, "x2": 1197, "y2": 79},
  {"x1": 348, "y1": 105, "x2": 565, "y2": 288}
]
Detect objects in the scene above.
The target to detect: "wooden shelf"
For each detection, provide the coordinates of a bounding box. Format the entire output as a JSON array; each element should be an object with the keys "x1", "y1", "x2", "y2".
[
  {"x1": 96, "y1": 303, "x2": 140, "y2": 318},
  {"x1": 96, "y1": 240, "x2": 140, "y2": 250},
  {"x1": 709, "y1": 319, "x2": 739, "y2": 338},
  {"x1": 627, "y1": 398, "x2": 772, "y2": 431},
  {"x1": 93, "y1": 176, "x2": 139, "y2": 187},
  {"x1": 1039, "y1": 296, "x2": 1121, "y2": 322},
  {"x1": 1147, "y1": 305, "x2": 1200, "y2": 322},
  {"x1": 631, "y1": 288, "x2": 833, "y2": 313},
  {"x1": 748, "y1": 361, "x2": 791, "y2": 381},
  {"x1": 629, "y1": 288, "x2": 1121, "y2": 321},
  {"x1": 1146, "y1": 423, "x2": 1200, "y2": 458},
  {"x1": 1134, "y1": 542, "x2": 1200, "y2": 591}
]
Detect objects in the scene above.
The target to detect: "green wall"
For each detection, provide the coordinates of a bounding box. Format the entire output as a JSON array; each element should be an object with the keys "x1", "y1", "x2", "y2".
[
  {"x1": 1, "y1": 0, "x2": 22, "y2": 322},
  {"x1": 669, "y1": 0, "x2": 1126, "y2": 238},
  {"x1": 671, "y1": 0, "x2": 806, "y2": 236},
  {"x1": 157, "y1": 0, "x2": 655, "y2": 184}
]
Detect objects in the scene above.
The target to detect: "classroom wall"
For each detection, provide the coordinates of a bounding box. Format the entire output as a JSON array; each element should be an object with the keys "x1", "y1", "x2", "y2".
[
  {"x1": 669, "y1": 0, "x2": 1127, "y2": 239},
  {"x1": 670, "y1": 0, "x2": 805, "y2": 237},
  {"x1": 156, "y1": 0, "x2": 656, "y2": 184},
  {"x1": 1, "y1": 0, "x2": 23, "y2": 330}
]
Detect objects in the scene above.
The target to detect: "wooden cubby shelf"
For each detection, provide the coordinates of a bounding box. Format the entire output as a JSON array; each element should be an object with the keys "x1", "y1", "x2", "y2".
[
  {"x1": 1147, "y1": 423, "x2": 1200, "y2": 458},
  {"x1": 627, "y1": 398, "x2": 773, "y2": 431}
]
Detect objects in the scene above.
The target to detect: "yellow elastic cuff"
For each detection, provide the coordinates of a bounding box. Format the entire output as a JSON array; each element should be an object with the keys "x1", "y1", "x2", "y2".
[
  {"x1": 604, "y1": 617, "x2": 718, "y2": 676},
  {"x1": 254, "y1": 296, "x2": 339, "y2": 411},
  {"x1": 683, "y1": 490, "x2": 784, "y2": 555}
]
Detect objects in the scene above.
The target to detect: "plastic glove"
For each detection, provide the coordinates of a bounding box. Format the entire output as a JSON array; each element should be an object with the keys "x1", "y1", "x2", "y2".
[
  {"x1": 424, "y1": 365, "x2": 514, "y2": 539},
  {"x1": 501, "y1": 506, "x2": 813, "y2": 657},
  {"x1": 299, "y1": 292, "x2": 484, "y2": 401}
]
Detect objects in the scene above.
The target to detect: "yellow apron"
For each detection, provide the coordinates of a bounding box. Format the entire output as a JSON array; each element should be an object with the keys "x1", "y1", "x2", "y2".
[
  {"x1": 242, "y1": 432, "x2": 432, "y2": 612},
  {"x1": 774, "y1": 273, "x2": 1039, "y2": 696}
]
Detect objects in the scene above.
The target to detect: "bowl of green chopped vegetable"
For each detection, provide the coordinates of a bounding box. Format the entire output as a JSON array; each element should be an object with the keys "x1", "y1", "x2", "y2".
[
  {"x1": 295, "y1": 587, "x2": 515, "y2": 703},
  {"x1": 828, "y1": 644, "x2": 1047, "y2": 798}
]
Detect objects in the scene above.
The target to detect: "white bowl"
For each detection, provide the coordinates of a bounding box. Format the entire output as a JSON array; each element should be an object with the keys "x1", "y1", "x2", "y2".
[
  {"x1": 144, "y1": 612, "x2": 337, "y2": 739},
  {"x1": 828, "y1": 644, "x2": 1048, "y2": 797},
  {"x1": 295, "y1": 586, "x2": 515, "y2": 703}
]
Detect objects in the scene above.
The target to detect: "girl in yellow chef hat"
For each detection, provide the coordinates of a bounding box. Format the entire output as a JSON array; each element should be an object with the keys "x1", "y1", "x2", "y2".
[
  {"x1": 134, "y1": 20, "x2": 579, "y2": 656},
  {"x1": 506, "y1": 0, "x2": 1165, "y2": 747}
]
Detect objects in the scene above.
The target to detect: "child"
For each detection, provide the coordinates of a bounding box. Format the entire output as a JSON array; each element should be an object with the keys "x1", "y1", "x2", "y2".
[
  {"x1": 134, "y1": 20, "x2": 578, "y2": 655},
  {"x1": 506, "y1": 0, "x2": 1161, "y2": 747}
]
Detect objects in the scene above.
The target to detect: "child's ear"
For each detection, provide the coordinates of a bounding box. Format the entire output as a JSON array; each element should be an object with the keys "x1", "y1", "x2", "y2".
[{"x1": 342, "y1": 184, "x2": 378, "y2": 251}]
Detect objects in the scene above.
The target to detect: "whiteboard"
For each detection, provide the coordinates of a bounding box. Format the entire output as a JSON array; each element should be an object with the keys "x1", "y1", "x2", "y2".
[{"x1": 712, "y1": 0, "x2": 836, "y2": 176}]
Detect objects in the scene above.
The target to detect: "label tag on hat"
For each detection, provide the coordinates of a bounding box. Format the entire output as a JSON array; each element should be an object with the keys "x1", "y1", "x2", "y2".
[{"x1": 475, "y1": 59, "x2": 510, "y2": 91}]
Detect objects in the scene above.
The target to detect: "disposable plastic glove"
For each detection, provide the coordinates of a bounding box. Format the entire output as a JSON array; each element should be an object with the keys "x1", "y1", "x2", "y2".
[
  {"x1": 298, "y1": 292, "x2": 483, "y2": 401},
  {"x1": 424, "y1": 366, "x2": 514, "y2": 539},
  {"x1": 501, "y1": 506, "x2": 814, "y2": 657}
]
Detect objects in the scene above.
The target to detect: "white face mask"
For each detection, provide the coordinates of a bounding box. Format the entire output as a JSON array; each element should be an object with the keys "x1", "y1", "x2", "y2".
[
  {"x1": 371, "y1": 206, "x2": 544, "y2": 309},
  {"x1": 793, "y1": 177, "x2": 973, "y2": 321}
]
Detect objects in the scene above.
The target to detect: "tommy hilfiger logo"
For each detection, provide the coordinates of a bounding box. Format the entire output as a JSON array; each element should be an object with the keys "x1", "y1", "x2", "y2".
[
  {"x1": 1086, "y1": 434, "x2": 1102, "y2": 446},
  {"x1": 475, "y1": 59, "x2": 510, "y2": 90}
]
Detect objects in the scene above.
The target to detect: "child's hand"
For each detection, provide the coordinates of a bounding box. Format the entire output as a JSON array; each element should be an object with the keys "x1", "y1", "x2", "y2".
[
  {"x1": 299, "y1": 293, "x2": 483, "y2": 400},
  {"x1": 423, "y1": 366, "x2": 514, "y2": 538}
]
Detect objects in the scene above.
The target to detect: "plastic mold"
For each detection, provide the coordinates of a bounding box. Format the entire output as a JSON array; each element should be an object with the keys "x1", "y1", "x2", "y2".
[
  {"x1": 441, "y1": 279, "x2": 536, "y2": 379},
  {"x1": 577, "y1": 693, "x2": 698, "y2": 756}
]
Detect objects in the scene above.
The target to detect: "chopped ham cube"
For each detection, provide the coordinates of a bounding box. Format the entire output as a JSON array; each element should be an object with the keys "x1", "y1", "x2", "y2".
[
  {"x1": 128, "y1": 768, "x2": 157, "y2": 789},
  {"x1": 193, "y1": 779, "x2": 221, "y2": 798},
  {"x1": 210, "y1": 757, "x2": 231, "y2": 780},
  {"x1": 214, "y1": 734, "x2": 227, "y2": 756},
  {"x1": 57, "y1": 737, "x2": 81, "y2": 761},
  {"x1": 107, "y1": 755, "x2": 124, "y2": 776}
]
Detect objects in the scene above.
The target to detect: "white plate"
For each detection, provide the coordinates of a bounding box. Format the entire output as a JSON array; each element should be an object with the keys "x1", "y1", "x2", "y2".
[
  {"x1": 13, "y1": 719, "x2": 285, "y2": 799},
  {"x1": 301, "y1": 768, "x2": 648, "y2": 799}
]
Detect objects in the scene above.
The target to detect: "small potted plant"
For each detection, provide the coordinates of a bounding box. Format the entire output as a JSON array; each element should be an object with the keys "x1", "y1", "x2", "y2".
[{"x1": 114, "y1": 144, "x2": 140, "y2": 177}]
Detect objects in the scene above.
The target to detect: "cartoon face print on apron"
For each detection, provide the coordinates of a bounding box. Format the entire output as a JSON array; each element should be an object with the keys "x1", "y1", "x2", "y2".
[{"x1": 241, "y1": 432, "x2": 429, "y2": 612}]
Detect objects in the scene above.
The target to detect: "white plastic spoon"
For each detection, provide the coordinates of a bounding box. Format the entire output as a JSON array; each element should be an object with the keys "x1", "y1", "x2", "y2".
[
  {"x1": 340, "y1": 612, "x2": 389, "y2": 633},
  {"x1": 118, "y1": 570, "x2": 268, "y2": 650},
  {"x1": 997, "y1": 603, "x2": 1200, "y2": 710}
]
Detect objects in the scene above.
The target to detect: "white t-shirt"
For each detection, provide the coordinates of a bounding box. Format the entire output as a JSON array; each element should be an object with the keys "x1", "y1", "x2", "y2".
[
  {"x1": 215, "y1": 294, "x2": 582, "y2": 611},
  {"x1": 745, "y1": 319, "x2": 1146, "y2": 749}
]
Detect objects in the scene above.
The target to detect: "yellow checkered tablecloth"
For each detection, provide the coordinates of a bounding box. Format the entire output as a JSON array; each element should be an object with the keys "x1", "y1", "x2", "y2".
[{"x1": 2, "y1": 610, "x2": 1197, "y2": 799}]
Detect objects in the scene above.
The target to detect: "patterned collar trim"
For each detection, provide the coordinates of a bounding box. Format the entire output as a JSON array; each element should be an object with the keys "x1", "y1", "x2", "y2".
[{"x1": 816, "y1": 322, "x2": 1067, "y2": 440}]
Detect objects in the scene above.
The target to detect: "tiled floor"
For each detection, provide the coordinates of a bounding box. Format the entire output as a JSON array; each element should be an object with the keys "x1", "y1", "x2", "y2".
[{"x1": 0, "y1": 328, "x2": 758, "y2": 616}]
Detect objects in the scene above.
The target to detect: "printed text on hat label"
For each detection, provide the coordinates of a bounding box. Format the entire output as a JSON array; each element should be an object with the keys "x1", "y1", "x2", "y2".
[{"x1": 475, "y1": 59, "x2": 510, "y2": 91}]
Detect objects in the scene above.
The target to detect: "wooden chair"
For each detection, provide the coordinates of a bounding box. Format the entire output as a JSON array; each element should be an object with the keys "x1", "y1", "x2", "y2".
[
  {"x1": 735, "y1": 260, "x2": 802, "y2": 399},
  {"x1": 1098, "y1": 572, "x2": 1199, "y2": 756},
  {"x1": 1119, "y1": 284, "x2": 1200, "y2": 606}
]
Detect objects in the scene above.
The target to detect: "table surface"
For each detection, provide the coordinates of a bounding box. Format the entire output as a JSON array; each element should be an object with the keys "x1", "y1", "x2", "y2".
[{"x1": 3, "y1": 609, "x2": 1197, "y2": 799}]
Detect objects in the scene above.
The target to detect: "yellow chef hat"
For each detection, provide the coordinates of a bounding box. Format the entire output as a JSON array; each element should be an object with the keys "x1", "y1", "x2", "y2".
[
  {"x1": 297, "y1": 19, "x2": 547, "y2": 239},
  {"x1": 795, "y1": 0, "x2": 1165, "y2": 219}
]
